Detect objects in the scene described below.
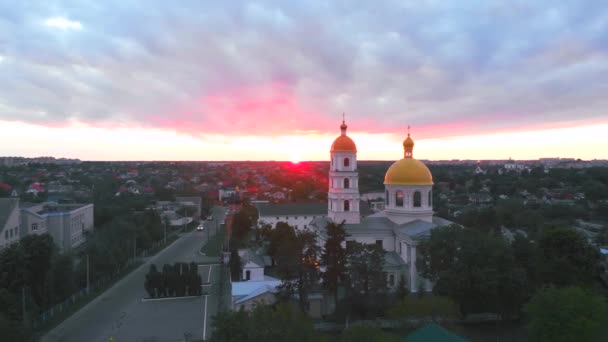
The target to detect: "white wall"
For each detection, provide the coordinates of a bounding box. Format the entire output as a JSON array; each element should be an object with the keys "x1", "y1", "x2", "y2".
[{"x1": 258, "y1": 214, "x2": 321, "y2": 230}]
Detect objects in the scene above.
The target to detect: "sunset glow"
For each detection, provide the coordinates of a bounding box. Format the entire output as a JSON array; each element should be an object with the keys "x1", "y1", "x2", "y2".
[
  {"x1": 1, "y1": 1, "x2": 607, "y2": 161},
  {"x1": 1, "y1": 120, "x2": 606, "y2": 161}
]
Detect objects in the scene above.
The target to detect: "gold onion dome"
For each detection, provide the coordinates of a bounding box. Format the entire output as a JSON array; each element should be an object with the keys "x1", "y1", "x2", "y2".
[
  {"x1": 384, "y1": 133, "x2": 433, "y2": 185},
  {"x1": 331, "y1": 119, "x2": 357, "y2": 152}
]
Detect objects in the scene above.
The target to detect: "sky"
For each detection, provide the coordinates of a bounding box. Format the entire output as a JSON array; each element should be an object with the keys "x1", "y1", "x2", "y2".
[{"x1": 0, "y1": 1, "x2": 607, "y2": 161}]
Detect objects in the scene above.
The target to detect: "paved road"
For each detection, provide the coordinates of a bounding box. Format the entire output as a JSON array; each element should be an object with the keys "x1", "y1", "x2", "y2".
[{"x1": 42, "y1": 206, "x2": 226, "y2": 342}]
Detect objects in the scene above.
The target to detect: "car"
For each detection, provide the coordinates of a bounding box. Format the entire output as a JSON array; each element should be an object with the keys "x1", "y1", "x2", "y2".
[
  {"x1": 196, "y1": 224, "x2": 204, "y2": 231},
  {"x1": 207, "y1": 216, "x2": 213, "y2": 221}
]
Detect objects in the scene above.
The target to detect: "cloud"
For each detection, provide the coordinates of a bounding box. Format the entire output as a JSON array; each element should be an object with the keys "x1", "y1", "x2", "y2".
[
  {"x1": 43, "y1": 16, "x2": 82, "y2": 31},
  {"x1": 0, "y1": 1, "x2": 607, "y2": 139}
]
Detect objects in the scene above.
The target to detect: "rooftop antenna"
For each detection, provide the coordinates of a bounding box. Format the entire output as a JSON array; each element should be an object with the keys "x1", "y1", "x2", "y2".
[{"x1": 407, "y1": 125, "x2": 411, "y2": 137}]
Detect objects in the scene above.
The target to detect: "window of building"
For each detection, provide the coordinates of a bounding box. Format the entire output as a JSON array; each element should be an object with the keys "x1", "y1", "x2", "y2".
[
  {"x1": 376, "y1": 240, "x2": 383, "y2": 248},
  {"x1": 31, "y1": 223, "x2": 38, "y2": 231},
  {"x1": 285, "y1": 217, "x2": 289, "y2": 220},
  {"x1": 428, "y1": 190, "x2": 432, "y2": 207},
  {"x1": 276, "y1": 217, "x2": 279, "y2": 220},
  {"x1": 396, "y1": 190, "x2": 404, "y2": 207},
  {"x1": 413, "y1": 191, "x2": 421, "y2": 207},
  {"x1": 245, "y1": 270, "x2": 251, "y2": 281},
  {"x1": 386, "y1": 190, "x2": 389, "y2": 205},
  {"x1": 344, "y1": 158, "x2": 350, "y2": 167},
  {"x1": 304, "y1": 216, "x2": 307, "y2": 219},
  {"x1": 398, "y1": 242, "x2": 402, "y2": 253},
  {"x1": 344, "y1": 178, "x2": 350, "y2": 189},
  {"x1": 344, "y1": 200, "x2": 350, "y2": 212},
  {"x1": 304, "y1": 225, "x2": 307, "y2": 229},
  {"x1": 295, "y1": 225, "x2": 298, "y2": 229},
  {"x1": 4, "y1": 231, "x2": 7, "y2": 239},
  {"x1": 295, "y1": 216, "x2": 298, "y2": 219},
  {"x1": 389, "y1": 274, "x2": 395, "y2": 287}
]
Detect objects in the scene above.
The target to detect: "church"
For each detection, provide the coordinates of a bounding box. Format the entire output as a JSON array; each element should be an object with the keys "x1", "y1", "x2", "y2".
[{"x1": 308, "y1": 119, "x2": 452, "y2": 293}]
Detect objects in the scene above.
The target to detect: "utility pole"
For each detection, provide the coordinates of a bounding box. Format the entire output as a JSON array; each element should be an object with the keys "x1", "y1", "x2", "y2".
[
  {"x1": 22, "y1": 287, "x2": 26, "y2": 325},
  {"x1": 86, "y1": 254, "x2": 90, "y2": 294}
]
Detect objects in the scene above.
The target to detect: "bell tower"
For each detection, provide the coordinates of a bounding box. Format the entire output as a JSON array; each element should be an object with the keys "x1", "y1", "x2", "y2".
[{"x1": 328, "y1": 116, "x2": 360, "y2": 224}]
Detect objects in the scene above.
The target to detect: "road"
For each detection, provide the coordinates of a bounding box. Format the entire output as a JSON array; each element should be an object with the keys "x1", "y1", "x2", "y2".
[{"x1": 42, "y1": 206, "x2": 226, "y2": 342}]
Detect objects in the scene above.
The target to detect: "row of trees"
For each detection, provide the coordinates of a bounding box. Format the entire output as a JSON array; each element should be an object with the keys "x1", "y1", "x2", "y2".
[
  {"x1": 417, "y1": 224, "x2": 608, "y2": 340},
  {"x1": 418, "y1": 224, "x2": 600, "y2": 317},
  {"x1": 259, "y1": 221, "x2": 389, "y2": 319},
  {"x1": 211, "y1": 303, "x2": 402, "y2": 342},
  {"x1": 144, "y1": 263, "x2": 202, "y2": 298},
  {"x1": 0, "y1": 234, "x2": 71, "y2": 340}
]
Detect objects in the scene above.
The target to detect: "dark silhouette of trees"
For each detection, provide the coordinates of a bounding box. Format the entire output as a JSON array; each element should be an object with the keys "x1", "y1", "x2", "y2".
[
  {"x1": 229, "y1": 249, "x2": 242, "y2": 281},
  {"x1": 525, "y1": 287, "x2": 608, "y2": 342},
  {"x1": 144, "y1": 263, "x2": 201, "y2": 298},
  {"x1": 321, "y1": 222, "x2": 347, "y2": 307}
]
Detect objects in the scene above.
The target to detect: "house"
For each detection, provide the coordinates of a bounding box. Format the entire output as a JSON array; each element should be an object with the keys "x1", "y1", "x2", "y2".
[
  {"x1": 0, "y1": 198, "x2": 20, "y2": 249},
  {"x1": 20, "y1": 202, "x2": 94, "y2": 252},
  {"x1": 232, "y1": 252, "x2": 282, "y2": 314}
]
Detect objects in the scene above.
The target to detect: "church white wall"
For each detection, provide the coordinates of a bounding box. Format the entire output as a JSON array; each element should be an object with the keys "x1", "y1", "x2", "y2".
[
  {"x1": 242, "y1": 263, "x2": 264, "y2": 281},
  {"x1": 258, "y1": 215, "x2": 319, "y2": 230}
]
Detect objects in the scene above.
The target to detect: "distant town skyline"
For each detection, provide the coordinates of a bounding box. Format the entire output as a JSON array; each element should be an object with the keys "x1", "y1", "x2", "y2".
[{"x1": 1, "y1": 1, "x2": 607, "y2": 160}]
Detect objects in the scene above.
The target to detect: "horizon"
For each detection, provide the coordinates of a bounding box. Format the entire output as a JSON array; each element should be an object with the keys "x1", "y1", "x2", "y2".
[{"x1": 1, "y1": 1, "x2": 608, "y2": 160}]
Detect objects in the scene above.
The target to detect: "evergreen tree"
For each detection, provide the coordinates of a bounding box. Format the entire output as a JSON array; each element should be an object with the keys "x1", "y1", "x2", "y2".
[{"x1": 321, "y1": 222, "x2": 347, "y2": 307}]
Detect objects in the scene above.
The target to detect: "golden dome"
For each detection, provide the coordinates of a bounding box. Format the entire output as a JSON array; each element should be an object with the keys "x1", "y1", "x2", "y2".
[
  {"x1": 384, "y1": 131, "x2": 432, "y2": 185},
  {"x1": 331, "y1": 135, "x2": 357, "y2": 152},
  {"x1": 384, "y1": 158, "x2": 433, "y2": 185},
  {"x1": 403, "y1": 135, "x2": 414, "y2": 148}
]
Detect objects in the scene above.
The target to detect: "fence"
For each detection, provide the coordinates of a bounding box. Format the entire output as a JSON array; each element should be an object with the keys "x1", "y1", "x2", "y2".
[{"x1": 33, "y1": 233, "x2": 180, "y2": 329}]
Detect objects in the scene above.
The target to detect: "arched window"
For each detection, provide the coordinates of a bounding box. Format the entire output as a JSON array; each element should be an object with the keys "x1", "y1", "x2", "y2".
[
  {"x1": 428, "y1": 190, "x2": 432, "y2": 207},
  {"x1": 386, "y1": 190, "x2": 389, "y2": 205},
  {"x1": 344, "y1": 178, "x2": 350, "y2": 189},
  {"x1": 396, "y1": 190, "x2": 404, "y2": 207},
  {"x1": 413, "y1": 191, "x2": 421, "y2": 207},
  {"x1": 344, "y1": 158, "x2": 350, "y2": 167},
  {"x1": 344, "y1": 200, "x2": 350, "y2": 212}
]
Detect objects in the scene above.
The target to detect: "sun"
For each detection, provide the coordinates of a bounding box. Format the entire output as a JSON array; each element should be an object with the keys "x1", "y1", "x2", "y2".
[{"x1": 289, "y1": 153, "x2": 301, "y2": 164}]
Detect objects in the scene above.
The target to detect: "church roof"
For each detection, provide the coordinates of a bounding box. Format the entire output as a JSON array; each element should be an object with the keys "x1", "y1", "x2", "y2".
[
  {"x1": 255, "y1": 202, "x2": 326, "y2": 217},
  {"x1": 0, "y1": 198, "x2": 19, "y2": 230}
]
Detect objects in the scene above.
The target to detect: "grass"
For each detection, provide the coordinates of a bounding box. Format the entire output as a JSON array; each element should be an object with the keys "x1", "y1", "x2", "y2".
[{"x1": 200, "y1": 228, "x2": 225, "y2": 257}]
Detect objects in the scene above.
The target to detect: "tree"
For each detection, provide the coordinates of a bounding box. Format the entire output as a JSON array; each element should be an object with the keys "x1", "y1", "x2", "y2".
[
  {"x1": 231, "y1": 210, "x2": 252, "y2": 248},
  {"x1": 19, "y1": 234, "x2": 55, "y2": 307},
  {"x1": 537, "y1": 228, "x2": 599, "y2": 287},
  {"x1": 419, "y1": 226, "x2": 529, "y2": 317},
  {"x1": 229, "y1": 249, "x2": 242, "y2": 281},
  {"x1": 276, "y1": 229, "x2": 320, "y2": 313},
  {"x1": 389, "y1": 295, "x2": 458, "y2": 323},
  {"x1": 525, "y1": 287, "x2": 608, "y2": 342},
  {"x1": 345, "y1": 242, "x2": 386, "y2": 297},
  {"x1": 417, "y1": 224, "x2": 462, "y2": 281},
  {"x1": 211, "y1": 303, "x2": 318, "y2": 342},
  {"x1": 321, "y1": 222, "x2": 347, "y2": 307},
  {"x1": 341, "y1": 325, "x2": 399, "y2": 342}
]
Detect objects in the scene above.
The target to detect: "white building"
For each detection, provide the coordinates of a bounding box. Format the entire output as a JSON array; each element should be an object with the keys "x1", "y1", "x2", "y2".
[
  {"x1": 309, "y1": 122, "x2": 450, "y2": 293},
  {"x1": 0, "y1": 198, "x2": 21, "y2": 249},
  {"x1": 21, "y1": 202, "x2": 94, "y2": 252},
  {"x1": 255, "y1": 202, "x2": 327, "y2": 230}
]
